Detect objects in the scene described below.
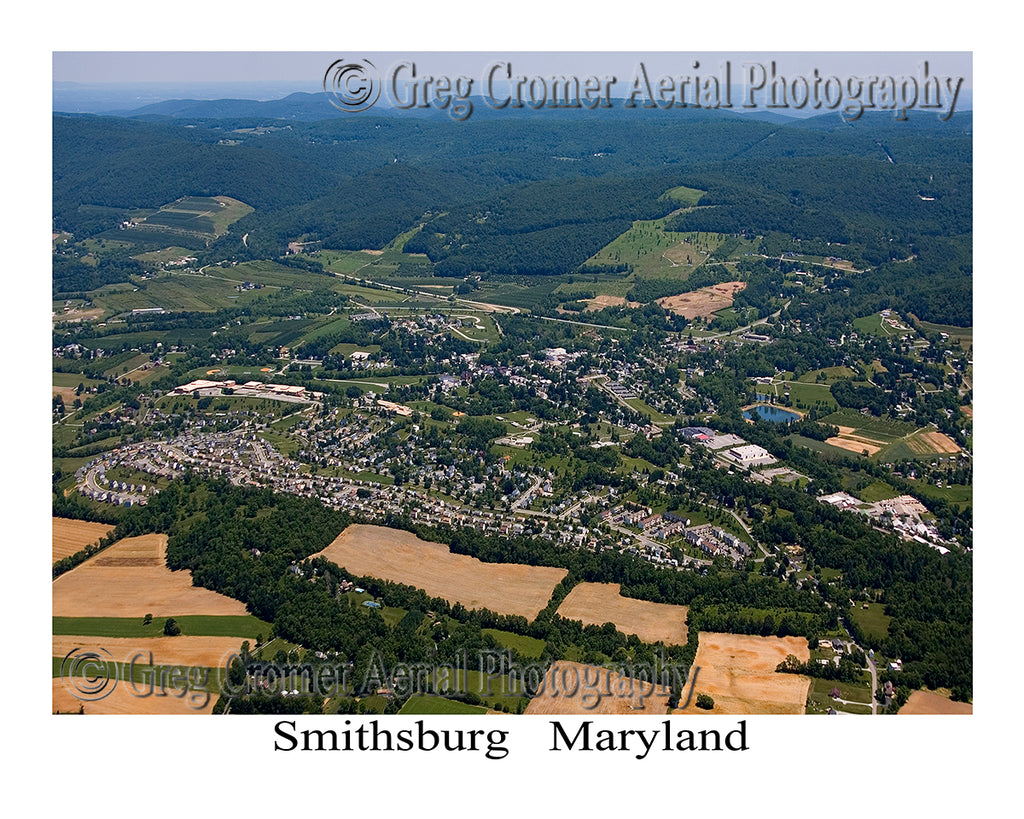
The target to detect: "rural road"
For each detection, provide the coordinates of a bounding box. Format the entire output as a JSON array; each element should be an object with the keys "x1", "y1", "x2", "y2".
[{"x1": 706, "y1": 301, "x2": 791, "y2": 341}]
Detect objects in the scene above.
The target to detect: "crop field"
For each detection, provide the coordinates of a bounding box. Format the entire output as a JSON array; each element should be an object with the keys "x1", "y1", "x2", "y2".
[
  {"x1": 903, "y1": 429, "x2": 962, "y2": 455},
  {"x1": 583, "y1": 216, "x2": 722, "y2": 280},
  {"x1": 172, "y1": 196, "x2": 225, "y2": 212},
  {"x1": 52, "y1": 517, "x2": 115, "y2": 563},
  {"x1": 471, "y1": 277, "x2": 566, "y2": 311},
  {"x1": 52, "y1": 533, "x2": 250, "y2": 618},
  {"x1": 523, "y1": 661, "x2": 673, "y2": 715},
  {"x1": 89, "y1": 273, "x2": 265, "y2": 314},
  {"x1": 53, "y1": 634, "x2": 243, "y2": 670},
  {"x1": 915, "y1": 319, "x2": 973, "y2": 350},
  {"x1": 311, "y1": 249, "x2": 388, "y2": 276},
  {"x1": 52, "y1": 531, "x2": 259, "y2": 714},
  {"x1": 899, "y1": 690, "x2": 972, "y2": 714},
  {"x1": 674, "y1": 633, "x2": 811, "y2": 715},
  {"x1": 53, "y1": 614, "x2": 270, "y2": 639},
  {"x1": 825, "y1": 431, "x2": 884, "y2": 456},
  {"x1": 52, "y1": 678, "x2": 216, "y2": 715},
  {"x1": 819, "y1": 410, "x2": 919, "y2": 458},
  {"x1": 133, "y1": 195, "x2": 252, "y2": 241},
  {"x1": 314, "y1": 524, "x2": 567, "y2": 620},
  {"x1": 145, "y1": 211, "x2": 215, "y2": 234},
  {"x1": 555, "y1": 583, "x2": 689, "y2": 646}
]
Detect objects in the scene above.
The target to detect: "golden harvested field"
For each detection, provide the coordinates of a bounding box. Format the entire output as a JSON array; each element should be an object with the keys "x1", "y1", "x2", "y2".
[
  {"x1": 52, "y1": 517, "x2": 115, "y2": 563},
  {"x1": 899, "y1": 690, "x2": 973, "y2": 715},
  {"x1": 908, "y1": 430, "x2": 962, "y2": 455},
  {"x1": 52, "y1": 533, "x2": 249, "y2": 618},
  {"x1": 656, "y1": 281, "x2": 746, "y2": 319},
  {"x1": 555, "y1": 583, "x2": 688, "y2": 645},
  {"x1": 825, "y1": 436, "x2": 883, "y2": 456},
  {"x1": 523, "y1": 661, "x2": 672, "y2": 715},
  {"x1": 314, "y1": 524, "x2": 567, "y2": 620},
  {"x1": 52, "y1": 679, "x2": 215, "y2": 715},
  {"x1": 675, "y1": 633, "x2": 811, "y2": 715},
  {"x1": 54, "y1": 635, "x2": 243, "y2": 670}
]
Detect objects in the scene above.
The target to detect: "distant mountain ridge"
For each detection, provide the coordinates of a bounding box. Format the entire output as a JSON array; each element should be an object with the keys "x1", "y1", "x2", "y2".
[{"x1": 59, "y1": 89, "x2": 972, "y2": 128}]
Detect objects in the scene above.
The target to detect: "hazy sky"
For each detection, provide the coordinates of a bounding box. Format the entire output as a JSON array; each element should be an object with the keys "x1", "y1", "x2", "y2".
[{"x1": 53, "y1": 51, "x2": 972, "y2": 89}]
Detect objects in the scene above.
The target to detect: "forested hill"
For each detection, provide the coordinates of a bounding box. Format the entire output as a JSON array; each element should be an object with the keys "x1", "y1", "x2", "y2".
[{"x1": 53, "y1": 106, "x2": 971, "y2": 323}]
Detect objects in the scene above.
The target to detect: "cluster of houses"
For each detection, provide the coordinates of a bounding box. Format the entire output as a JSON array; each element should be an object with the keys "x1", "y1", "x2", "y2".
[{"x1": 682, "y1": 524, "x2": 753, "y2": 562}]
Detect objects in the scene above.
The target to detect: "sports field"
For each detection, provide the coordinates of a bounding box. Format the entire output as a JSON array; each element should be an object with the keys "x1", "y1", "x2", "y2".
[
  {"x1": 555, "y1": 583, "x2": 689, "y2": 645},
  {"x1": 52, "y1": 517, "x2": 114, "y2": 563},
  {"x1": 313, "y1": 524, "x2": 567, "y2": 620},
  {"x1": 523, "y1": 661, "x2": 673, "y2": 715},
  {"x1": 675, "y1": 633, "x2": 811, "y2": 715}
]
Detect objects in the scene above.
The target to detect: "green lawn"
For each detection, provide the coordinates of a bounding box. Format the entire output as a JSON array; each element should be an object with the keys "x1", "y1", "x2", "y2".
[
  {"x1": 53, "y1": 615, "x2": 271, "y2": 639},
  {"x1": 428, "y1": 669, "x2": 528, "y2": 711},
  {"x1": 398, "y1": 695, "x2": 488, "y2": 715},
  {"x1": 853, "y1": 312, "x2": 914, "y2": 338},
  {"x1": 482, "y1": 628, "x2": 546, "y2": 659},
  {"x1": 905, "y1": 478, "x2": 972, "y2": 509},
  {"x1": 782, "y1": 381, "x2": 839, "y2": 413},
  {"x1": 797, "y1": 366, "x2": 858, "y2": 384},
  {"x1": 857, "y1": 480, "x2": 901, "y2": 503},
  {"x1": 812, "y1": 675, "x2": 873, "y2": 705},
  {"x1": 848, "y1": 603, "x2": 892, "y2": 642},
  {"x1": 661, "y1": 185, "x2": 706, "y2": 206},
  {"x1": 788, "y1": 434, "x2": 853, "y2": 461}
]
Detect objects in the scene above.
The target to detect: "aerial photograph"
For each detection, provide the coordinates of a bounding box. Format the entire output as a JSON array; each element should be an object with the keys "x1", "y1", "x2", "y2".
[{"x1": 51, "y1": 50, "x2": 973, "y2": 724}]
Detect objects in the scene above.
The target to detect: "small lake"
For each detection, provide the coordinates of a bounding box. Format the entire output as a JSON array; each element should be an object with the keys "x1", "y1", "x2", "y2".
[{"x1": 743, "y1": 405, "x2": 801, "y2": 423}]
